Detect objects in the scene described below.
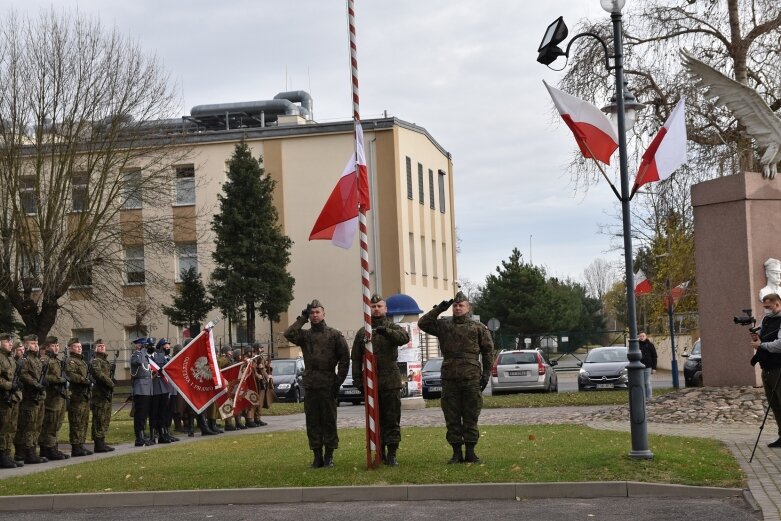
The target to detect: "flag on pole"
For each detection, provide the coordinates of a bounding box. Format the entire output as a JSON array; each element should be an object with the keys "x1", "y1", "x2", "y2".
[
  {"x1": 633, "y1": 98, "x2": 687, "y2": 194},
  {"x1": 147, "y1": 356, "x2": 169, "y2": 385},
  {"x1": 161, "y1": 325, "x2": 223, "y2": 414},
  {"x1": 215, "y1": 361, "x2": 245, "y2": 419},
  {"x1": 664, "y1": 280, "x2": 690, "y2": 308},
  {"x1": 309, "y1": 121, "x2": 370, "y2": 249},
  {"x1": 635, "y1": 270, "x2": 653, "y2": 295},
  {"x1": 543, "y1": 80, "x2": 619, "y2": 165},
  {"x1": 232, "y1": 360, "x2": 261, "y2": 416}
]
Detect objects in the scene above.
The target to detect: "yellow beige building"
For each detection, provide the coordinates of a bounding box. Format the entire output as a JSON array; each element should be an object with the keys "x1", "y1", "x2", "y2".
[{"x1": 50, "y1": 91, "x2": 457, "y2": 370}]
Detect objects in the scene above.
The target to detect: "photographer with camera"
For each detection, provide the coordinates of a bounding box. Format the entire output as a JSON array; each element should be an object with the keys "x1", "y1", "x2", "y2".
[{"x1": 751, "y1": 293, "x2": 781, "y2": 448}]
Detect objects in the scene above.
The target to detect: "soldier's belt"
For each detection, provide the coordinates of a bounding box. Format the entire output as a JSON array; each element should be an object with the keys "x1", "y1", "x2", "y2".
[{"x1": 444, "y1": 353, "x2": 480, "y2": 360}]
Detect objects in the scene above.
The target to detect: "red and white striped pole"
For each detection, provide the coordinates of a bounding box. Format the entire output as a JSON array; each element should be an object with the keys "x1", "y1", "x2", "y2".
[{"x1": 348, "y1": 0, "x2": 382, "y2": 469}]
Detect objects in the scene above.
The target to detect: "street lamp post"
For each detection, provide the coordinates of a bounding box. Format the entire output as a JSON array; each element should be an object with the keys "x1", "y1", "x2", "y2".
[{"x1": 537, "y1": 0, "x2": 653, "y2": 458}]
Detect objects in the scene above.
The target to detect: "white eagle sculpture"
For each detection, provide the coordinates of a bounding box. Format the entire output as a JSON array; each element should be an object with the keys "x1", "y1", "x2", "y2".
[{"x1": 682, "y1": 51, "x2": 781, "y2": 179}]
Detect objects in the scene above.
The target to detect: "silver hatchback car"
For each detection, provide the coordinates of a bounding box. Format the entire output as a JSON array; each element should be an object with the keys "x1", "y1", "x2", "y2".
[{"x1": 490, "y1": 349, "x2": 558, "y2": 394}]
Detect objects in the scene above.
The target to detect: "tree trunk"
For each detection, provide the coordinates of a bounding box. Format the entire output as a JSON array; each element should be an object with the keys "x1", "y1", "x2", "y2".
[
  {"x1": 269, "y1": 321, "x2": 274, "y2": 358},
  {"x1": 228, "y1": 316, "x2": 233, "y2": 345},
  {"x1": 726, "y1": 0, "x2": 755, "y2": 173},
  {"x1": 17, "y1": 298, "x2": 59, "y2": 339},
  {"x1": 246, "y1": 299, "x2": 256, "y2": 345}
]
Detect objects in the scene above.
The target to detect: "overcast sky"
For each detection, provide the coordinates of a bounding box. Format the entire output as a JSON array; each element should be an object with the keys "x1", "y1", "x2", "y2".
[{"x1": 4, "y1": 0, "x2": 627, "y2": 288}]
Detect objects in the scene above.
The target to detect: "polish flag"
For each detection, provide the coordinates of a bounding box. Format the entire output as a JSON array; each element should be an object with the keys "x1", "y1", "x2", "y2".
[
  {"x1": 664, "y1": 280, "x2": 690, "y2": 308},
  {"x1": 543, "y1": 80, "x2": 619, "y2": 165},
  {"x1": 215, "y1": 361, "x2": 246, "y2": 419},
  {"x1": 309, "y1": 122, "x2": 370, "y2": 249},
  {"x1": 232, "y1": 361, "x2": 260, "y2": 416},
  {"x1": 633, "y1": 98, "x2": 687, "y2": 194},
  {"x1": 635, "y1": 270, "x2": 652, "y2": 296},
  {"x1": 161, "y1": 325, "x2": 223, "y2": 414}
]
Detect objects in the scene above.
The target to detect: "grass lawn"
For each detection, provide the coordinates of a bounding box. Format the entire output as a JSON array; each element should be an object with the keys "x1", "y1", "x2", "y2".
[{"x1": 5, "y1": 425, "x2": 742, "y2": 495}]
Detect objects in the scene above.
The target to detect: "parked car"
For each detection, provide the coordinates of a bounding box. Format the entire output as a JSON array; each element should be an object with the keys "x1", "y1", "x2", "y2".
[
  {"x1": 337, "y1": 367, "x2": 363, "y2": 406},
  {"x1": 577, "y1": 346, "x2": 629, "y2": 391},
  {"x1": 490, "y1": 349, "x2": 558, "y2": 394},
  {"x1": 683, "y1": 339, "x2": 703, "y2": 387},
  {"x1": 270, "y1": 358, "x2": 305, "y2": 402},
  {"x1": 421, "y1": 357, "x2": 443, "y2": 399}
]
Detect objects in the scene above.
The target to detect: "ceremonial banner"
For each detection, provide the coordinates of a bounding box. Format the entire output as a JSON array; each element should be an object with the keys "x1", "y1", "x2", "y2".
[{"x1": 162, "y1": 326, "x2": 223, "y2": 414}]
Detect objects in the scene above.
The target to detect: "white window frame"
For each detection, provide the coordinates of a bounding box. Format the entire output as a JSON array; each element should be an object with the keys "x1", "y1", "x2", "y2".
[
  {"x1": 174, "y1": 165, "x2": 195, "y2": 206},
  {"x1": 175, "y1": 243, "x2": 198, "y2": 281},
  {"x1": 121, "y1": 170, "x2": 143, "y2": 210},
  {"x1": 125, "y1": 245, "x2": 145, "y2": 285}
]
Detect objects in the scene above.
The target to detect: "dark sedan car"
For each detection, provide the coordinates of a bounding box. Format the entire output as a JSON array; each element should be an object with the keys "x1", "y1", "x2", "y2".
[
  {"x1": 421, "y1": 357, "x2": 443, "y2": 399},
  {"x1": 577, "y1": 346, "x2": 629, "y2": 391},
  {"x1": 683, "y1": 339, "x2": 702, "y2": 387},
  {"x1": 271, "y1": 358, "x2": 305, "y2": 402},
  {"x1": 337, "y1": 367, "x2": 363, "y2": 406}
]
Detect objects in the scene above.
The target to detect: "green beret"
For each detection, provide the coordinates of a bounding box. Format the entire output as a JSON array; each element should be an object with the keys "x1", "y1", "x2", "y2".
[{"x1": 44, "y1": 336, "x2": 58, "y2": 346}]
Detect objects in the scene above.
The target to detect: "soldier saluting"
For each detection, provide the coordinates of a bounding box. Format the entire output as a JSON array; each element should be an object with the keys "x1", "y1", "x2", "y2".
[
  {"x1": 284, "y1": 299, "x2": 349, "y2": 468},
  {"x1": 418, "y1": 291, "x2": 494, "y2": 464}
]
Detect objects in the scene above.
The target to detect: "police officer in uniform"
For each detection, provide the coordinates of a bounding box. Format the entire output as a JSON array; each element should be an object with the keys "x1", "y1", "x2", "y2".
[
  {"x1": 284, "y1": 299, "x2": 349, "y2": 468},
  {"x1": 351, "y1": 294, "x2": 410, "y2": 466},
  {"x1": 90, "y1": 339, "x2": 115, "y2": 452},
  {"x1": 14, "y1": 334, "x2": 48, "y2": 464},
  {"x1": 418, "y1": 292, "x2": 494, "y2": 464},
  {"x1": 65, "y1": 338, "x2": 93, "y2": 456},
  {"x1": 0, "y1": 332, "x2": 22, "y2": 468},
  {"x1": 39, "y1": 336, "x2": 70, "y2": 460},
  {"x1": 130, "y1": 337, "x2": 154, "y2": 446}
]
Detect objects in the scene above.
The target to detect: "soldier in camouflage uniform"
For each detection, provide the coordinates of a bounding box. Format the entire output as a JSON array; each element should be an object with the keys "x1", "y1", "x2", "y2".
[
  {"x1": 418, "y1": 291, "x2": 494, "y2": 464},
  {"x1": 39, "y1": 336, "x2": 70, "y2": 461},
  {"x1": 284, "y1": 299, "x2": 349, "y2": 468},
  {"x1": 90, "y1": 339, "x2": 115, "y2": 453},
  {"x1": 0, "y1": 333, "x2": 22, "y2": 468},
  {"x1": 14, "y1": 334, "x2": 48, "y2": 464},
  {"x1": 65, "y1": 338, "x2": 93, "y2": 457},
  {"x1": 351, "y1": 294, "x2": 410, "y2": 466}
]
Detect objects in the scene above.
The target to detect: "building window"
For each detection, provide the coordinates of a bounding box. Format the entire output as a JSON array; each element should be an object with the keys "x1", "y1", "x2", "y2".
[
  {"x1": 428, "y1": 169, "x2": 435, "y2": 209},
  {"x1": 21, "y1": 254, "x2": 42, "y2": 290},
  {"x1": 20, "y1": 176, "x2": 37, "y2": 215},
  {"x1": 176, "y1": 243, "x2": 198, "y2": 281},
  {"x1": 406, "y1": 157, "x2": 413, "y2": 200},
  {"x1": 420, "y1": 236, "x2": 427, "y2": 276},
  {"x1": 408, "y1": 233, "x2": 416, "y2": 274},
  {"x1": 72, "y1": 173, "x2": 89, "y2": 212},
  {"x1": 125, "y1": 245, "x2": 145, "y2": 285},
  {"x1": 72, "y1": 259, "x2": 93, "y2": 288},
  {"x1": 417, "y1": 163, "x2": 424, "y2": 204},
  {"x1": 174, "y1": 165, "x2": 195, "y2": 205},
  {"x1": 432, "y1": 239, "x2": 438, "y2": 278},
  {"x1": 438, "y1": 170, "x2": 446, "y2": 214},
  {"x1": 121, "y1": 170, "x2": 143, "y2": 210},
  {"x1": 442, "y1": 242, "x2": 448, "y2": 281}
]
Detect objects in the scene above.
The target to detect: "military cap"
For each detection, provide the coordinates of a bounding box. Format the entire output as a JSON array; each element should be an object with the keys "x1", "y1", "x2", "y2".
[
  {"x1": 43, "y1": 335, "x2": 58, "y2": 346},
  {"x1": 23, "y1": 334, "x2": 38, "y2": 342},
  {"x1": 94, "y1": 338, "x2": 104, "y2": 345},
  {"x1": 310, "y1": 299, "x2": 324, "y2": 309},
  {"x1": 0, "y1": 332, "x2": 13, "y2": 341},
  {"x1": 220, "y1": 345, "x2": 230, "y2": 355},
  {"x1": 454, "y1": 291, "x2": 469, "y2": 303},
  {"x1": 370, "y1": 294, "x2": 384, "y2": 304},
  {"x1": 172, "y1": 344, "x2": 182, "y2": 354},
  {"x1": 67, "y1": 337, "x2": 80, "y2": 346},
  {"x1": 13, "y1": 341, "x2": 23, "y2": 350},
  {"x1": 232, "y1": 348, "x2": 242, "y2": 359},
  {"x1": 155, "y1": 338, "x2": 170, "y2": 349}
]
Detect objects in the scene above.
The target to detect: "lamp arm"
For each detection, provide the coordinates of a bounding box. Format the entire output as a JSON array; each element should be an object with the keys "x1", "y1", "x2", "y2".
[{"x1": 564, "y1": 32, "x2": 613, "y2": 72}]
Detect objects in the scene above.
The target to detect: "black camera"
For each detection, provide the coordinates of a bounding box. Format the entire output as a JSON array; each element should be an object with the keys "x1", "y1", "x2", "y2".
[{"x1": 734, "y1": 308, "x2": 756, "y2": 326}]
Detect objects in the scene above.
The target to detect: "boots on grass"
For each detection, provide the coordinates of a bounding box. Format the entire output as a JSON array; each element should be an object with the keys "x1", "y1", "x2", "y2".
[
  {"x1": 208, "y1": 419, "x2": 223, "y2": 433},
  {"x1": 323, "y1": 447, "x2": 335, "y2": 468},
  {"x1": 71, "y1": 443, "x2": 92, "y2": 457},
  {"x1": 94, "y1": 438, "x2": 115, "y2": 453},
  {"x1": 24, "y1": 446, "x2": 47, "y2": 464},
  {"x1": 13, "y1": 444, "x2": 24, "y2": 462},
  {"x1": 310, "y1": 447, "x2": 324, "y2": 468},
  {"x1": 447, "y1": 443, "x2": 463, "y2": 464},
  {"x1": 43, "y1": 445, "x2": 69, "y2": 460},
  {"x1": 0, "y1": 450, "x2": 17, "y2": 469},
  {"x1": 464, "y1": 443, "x2": 480, "y2": 463},
  {"x1": 198, "y1": 415, "x2": 217, "y2": 436},
  {"x1": 7, "y1": 450, "x2": 22, "y2": 467},
  {"x1": 386, "y1": 444, "x2": 399, "y2": 467},
  {"x1": 134, "y1": 430, "x2": 149, "y2": 447}
]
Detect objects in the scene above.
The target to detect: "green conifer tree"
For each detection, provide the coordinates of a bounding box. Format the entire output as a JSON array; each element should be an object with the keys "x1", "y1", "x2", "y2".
[{"x1": 162, "y1": 267, "x2": 213, "y2": 335}]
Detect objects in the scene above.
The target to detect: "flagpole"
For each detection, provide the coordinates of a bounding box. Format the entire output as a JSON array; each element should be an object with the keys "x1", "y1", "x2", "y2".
[
  {"x1": 578, "y1": 140, "x2": 621, "y2": 200},
  {"x1": 347, "y1": 0, "x2": 382, "y2": 469}
]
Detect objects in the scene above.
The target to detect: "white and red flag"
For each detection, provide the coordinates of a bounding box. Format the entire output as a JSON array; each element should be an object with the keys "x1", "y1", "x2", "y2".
[
  {"x1": 633, "y1": 98, "x2": 687, "y2": 194},
  {"x1": 635, "y1": 270, "x2": 653, "y2": 296},
  {"x1": 232, "y1": 361, "x2": 261, "y2": 416},
  {"x1": 543, "y1": 80, "x2": 619, "y2": 165},
  {"x1": 147, "y1": 356, "x2": 169, "y2": 385},
  {"x1": 309, "y1": 121, "x2": 370, "y2": 249},
  {"x1": 664, "y1": 280, "x2": 690, "y2": 308},
  {"x1": 161, "y1": 324, "x2": 223, "y2": 414},
  {"x1": 215, "y1": 361, "x2": 245, "y2": 419}
]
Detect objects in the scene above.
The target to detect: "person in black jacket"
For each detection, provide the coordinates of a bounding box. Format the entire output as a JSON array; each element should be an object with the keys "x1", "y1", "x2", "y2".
[
  {"x1": 638, "y1": 331, "x2": 657, "y2": 399},
  {"x1": 752, "y1": 293, "x2": 781, "y2": 447}
]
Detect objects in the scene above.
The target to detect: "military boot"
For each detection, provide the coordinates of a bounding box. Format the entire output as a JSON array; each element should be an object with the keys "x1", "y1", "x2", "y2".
[
  {"x1": 71, "y1": 444, "x2": 92, "y2": 457},
  {"x1": 310, "y1": 448, "x2": 324, "y2": 468},
  {"x1": 208, "y1": 419, "x2": 223, "y2": 433},
  {"x1": 24, "y1": 447, "x2": 47, "y2": 464},
  {"x1": 44, "y1": 445, "x2": 69, "y2": 461},
  {"x1": 224, "y1": 417, "x2": 236, "y2": 431},
  {"x1": 386, "y1": 444, "x2": 399, "y2": 467},
  {"x1": 198, "y1": 415, "x2": 217, "y2": 436},
  {"x1": 149, "y1": 428, "x2": 160, "y2": 444},
  {"x1": 0, "y1": 450, "x2": 17, "y2": 469},
  {"x1": 184, "y1": 416, "x2": 195, "y2": 437},
  {"x1": 94, "y1": 438, "x2": 115, "y2": 453},
  {"x1": 8, "y1": 450, "x2": 23, "y2": 467},
  {"x1": 54, "y1": 443, "x2": 70, "y2": 459},
  {"x1": 323, "y1": 447, "x2": 335, "y2": 468},
  {"x1": 464, "y1": 443, "x2": 480, "y2": 463},
  {"x1": 156, "y1": 427, "x2": 171, "y2": 444},
  {"x1": 13, "y1": 445, "x2": 24, "y2": 462},
  {"x1": 447, "y1": 443, "x2": 463, "y2": 464},
  {"x1": 134, "y1": 430, "x2": 149, "y2": 447},
  {"x1": 165, "y1": 428, "x2": 180, "y2": 442}
]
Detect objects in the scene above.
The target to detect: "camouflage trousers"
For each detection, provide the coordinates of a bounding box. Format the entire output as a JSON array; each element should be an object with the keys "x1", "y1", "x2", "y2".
[
  {"x1": 68, "y1": 399, "x2": 90, "y2": 444},
  {"x1": 91, "y1": 398, "x2": 112, "y2": 440},
  {"x1": 14, "y1": 399, "x2": 45, "y2": 449},
  {"x1": 0, "y1": 401, "x2": 19, "y2": 451},
  {"x1": 303, "y1": 388, "x2": 338, "y2": 450},
  {"x1": 39, "y1": 396, "x2": 67, "y2": 447},
  {"x1": 378, "y1": 388, "x2": 401, "y2": 446},
  {"x1": 441, "y1": 379, "x2": 482, "y2": 444}
]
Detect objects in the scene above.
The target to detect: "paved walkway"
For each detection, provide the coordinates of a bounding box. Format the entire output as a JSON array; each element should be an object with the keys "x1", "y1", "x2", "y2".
[{"x1": 0, "y1": 398, "x2": 777, "y2": 519}]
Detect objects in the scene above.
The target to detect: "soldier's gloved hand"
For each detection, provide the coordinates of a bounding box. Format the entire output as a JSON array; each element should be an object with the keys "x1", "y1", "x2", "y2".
[
  {"x1": 480, "y1": 374, "x2": 489, "y2": 391},
  {"x1": 435, "y1": 299, "x2": 454, "y2": 313},
  {"x1": 301, "y1": 304, "x2": 313, "y2": 320},
  {"x1": 374, "y1": 326, "x2": 386, "y2": 336}
]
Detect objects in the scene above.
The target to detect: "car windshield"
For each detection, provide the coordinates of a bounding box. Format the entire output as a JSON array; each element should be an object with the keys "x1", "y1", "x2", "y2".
[
  {"x1": 498, "y1": 352, "x2": 537, "y2": 365},
  {"x1": 585, "y1": 348, "x2": 628, "y2": 363},
  {"x1": 272, "y1": 361, "x2": 296, "y2": 375},
  {"x1": 422, "y1": 358, "x2": 443, "y2": 372},
  {"x1": 691, "y1": 340, "x2": 701, "y2": 356}
]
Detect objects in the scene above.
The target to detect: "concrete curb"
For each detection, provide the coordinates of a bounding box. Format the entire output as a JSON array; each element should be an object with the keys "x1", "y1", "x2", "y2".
[{"x1": 0, "y1": 482, "x2": 746, "y2": 512}]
